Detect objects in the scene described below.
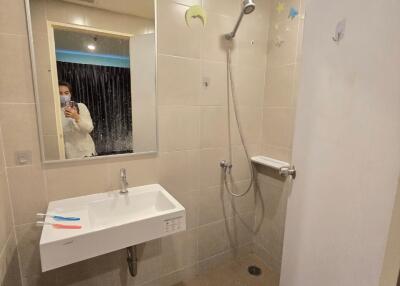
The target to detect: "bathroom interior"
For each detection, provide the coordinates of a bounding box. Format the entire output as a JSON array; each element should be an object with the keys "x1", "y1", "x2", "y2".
[{"x1": 0, "y1": 0, "x2": 399, "y2": 285}]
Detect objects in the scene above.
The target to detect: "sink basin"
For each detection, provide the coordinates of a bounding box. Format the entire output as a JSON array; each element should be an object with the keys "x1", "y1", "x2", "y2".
[{"x1": 39, "y1": 184, "x2": 186, "y2": 271}]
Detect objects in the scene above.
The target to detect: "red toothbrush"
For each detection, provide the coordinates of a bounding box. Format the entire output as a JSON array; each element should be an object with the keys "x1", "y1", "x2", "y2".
[{"x1": 37, "y1": 221, "x2": 82, "y2": 229}]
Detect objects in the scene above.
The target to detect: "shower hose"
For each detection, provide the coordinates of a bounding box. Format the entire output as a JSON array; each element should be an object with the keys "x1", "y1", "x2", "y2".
[{"x1": 223, "y1": 48, "x2": 256, "y2": 197}]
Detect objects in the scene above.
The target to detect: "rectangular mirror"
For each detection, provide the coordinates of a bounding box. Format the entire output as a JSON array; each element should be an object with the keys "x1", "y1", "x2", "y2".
[{"x1": 27, "y1": 0, "x2": 157, "y2": 162}]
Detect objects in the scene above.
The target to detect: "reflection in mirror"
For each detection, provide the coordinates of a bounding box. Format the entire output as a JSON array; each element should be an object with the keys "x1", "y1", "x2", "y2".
[
  {"x1": 56, "y1": 30, "x2": 132, "y2": 158},
  {"x1": 28, "y1": 0, "x2": 156, "y2": 162}
]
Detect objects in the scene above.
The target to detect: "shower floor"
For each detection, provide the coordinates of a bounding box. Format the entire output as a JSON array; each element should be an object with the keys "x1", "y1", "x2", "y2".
[{"x1": 171, "y1": 254, "x2": 280, "y2": 286}]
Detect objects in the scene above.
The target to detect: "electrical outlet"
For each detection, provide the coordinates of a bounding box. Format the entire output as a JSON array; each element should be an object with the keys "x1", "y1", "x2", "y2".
[{"x1": 15, "y1": 151, "x2": 32, "y2": 166}]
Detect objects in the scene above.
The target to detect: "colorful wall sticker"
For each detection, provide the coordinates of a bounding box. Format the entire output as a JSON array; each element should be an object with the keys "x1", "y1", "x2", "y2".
[
  {"x1": 185, "y1": 5, "x2": 207, "y2": 27},
  {"x1": 276, "y1": 2, "x2": 285, "y2": 13},
  {"x1": 288, "y1": 7, "x2": 299, "y2": 19}
]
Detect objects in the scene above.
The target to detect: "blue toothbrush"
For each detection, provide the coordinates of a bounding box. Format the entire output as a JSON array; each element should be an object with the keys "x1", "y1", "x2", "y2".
[{"x1": 37, "y1": 213, "x2": 80, "y2": 221}]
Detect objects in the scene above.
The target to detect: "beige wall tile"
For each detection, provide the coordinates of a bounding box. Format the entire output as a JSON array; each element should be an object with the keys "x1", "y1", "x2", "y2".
[
  {"x1": 21, "y1": 272, "x2": 57, "y2": 286},
  {"x1": 229, "y1": 145, "x2": 252, "y2": 181},
  {"x1": 0, "y1": 0, "x2": 27, "y2": 35},
  {"x1": 0, "y1": 172, "x2": 12, "y2": 250},
  {"x1": 201, "y1": 12, "x2": 237, "y2": 63},
  {"x1": 0, "y1": 234, "x2": 22, "y2": 286},
  {"x1": 267, "y1": 19, "x2": 300, "y2": 67},
  {"x1": 160, "y1": 230, "x2": 198, "y2": 275},
  {"x1": 0, "y1": 104, "x2": 41, "y2": 167},
  {"x1": 7, "y1": 165, "x2": 47, "y2": 225},
  {"x1": 199, "y1": 148, "x2": 228, "y2": 189},
  {"x1": 45, "y1": 164, "x2": 108, "y2": 201},
  {"x1": 262, "y1": 144, "x2": 292, "y2": 162},
  {"x1": 232, "y1": 66, "x2": 265, "y2": 107},
  {"x1": 157, "y1": 0, "x2": 202, "y2": 58},
  {"x1": 157, "y1": 55, "x2": 201, "y2": 106},
  {"x1": 227, "y1": 212, "x2": 254, "y2": 247},
  {"x1": 235, "y1": 39, "x2": 268, "y2": 69},
  {"x1": 198, "y1": 185, "x2": 232, "y2": 226},
  {"x1": 0, "y1": 34, "x2": 34, "y2": 104},
  {"x1": 173, "y1": 0, "x2": 202, "y2": 6},
  {"x1": 199, "y1": 60, "x2": 227, "y2": 106},
  {"x1": 229, "y1": 107, "x2": 263, "y2": 146},
  {"x1": 54, "y1": 249, "x2": 123, "y2": 286},
  {"x1": 200, "y1": 106, "x2": 228, "y2": 148},
  {"x1": 264, "y1": 64, "x2": 296, "y2": 107},
  {"x1": 0, "y1": 124, "x2": 19, "y2": 285},
  {"x1": 229, "y1": 180, "x2": 256, "y2": 215},
  {"x1": 50, "y1": 240, "x2": 161, "y2": 286},
  {"x1": 203, "y1": 0, "x2": 240, "y2": 18},
  {"x1": 0, "y1": 125, "x2": 13, "y2": 249},
  {"x1": 158, "y1": 106, "x2": 200, "y2": 152},
  {"x1": 15, "y1": 224, "x2": 42, "y2": 278},
  {"x1": 174, "y1": 190, "x2": 200, "y2": 231},
  {"x1": 157, "y1": 151, "x2": 200, "y2": 196},
  {"x1": 198, "y1": 220, "x2": 229, "y2": 260},
  {"x1": 262, "y1": 107, "x2": 295, "y2": 149}
]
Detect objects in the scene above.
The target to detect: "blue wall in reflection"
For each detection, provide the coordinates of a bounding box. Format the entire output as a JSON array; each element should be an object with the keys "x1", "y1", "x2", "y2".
[{"x1": 56, "y1": 49, "x2": 130, "y2": 68}]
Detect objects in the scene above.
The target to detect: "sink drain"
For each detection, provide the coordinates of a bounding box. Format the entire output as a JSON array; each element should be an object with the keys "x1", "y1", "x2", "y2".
[{"x1": 248, "y1": 265, "x2": 262, "y2": 276}]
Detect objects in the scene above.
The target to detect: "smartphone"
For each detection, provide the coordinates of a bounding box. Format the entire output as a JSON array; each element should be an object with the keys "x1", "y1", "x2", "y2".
[{"x1": 67, "y1": 101, "x2": 80, "y2": 114}]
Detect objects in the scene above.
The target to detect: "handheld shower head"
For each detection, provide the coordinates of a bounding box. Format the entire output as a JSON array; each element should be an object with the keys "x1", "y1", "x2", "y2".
[
  {"x1": 225, "y1": 0, "x2": 256, "y2": 40},
  {"x1": 243, "y1": 0, "x2": 256, "y2": 14}
]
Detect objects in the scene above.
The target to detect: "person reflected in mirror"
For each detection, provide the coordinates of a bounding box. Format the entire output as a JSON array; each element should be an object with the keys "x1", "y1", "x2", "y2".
[{"x1": 59, "y1": 81, "x2": 96, "y2": 159}]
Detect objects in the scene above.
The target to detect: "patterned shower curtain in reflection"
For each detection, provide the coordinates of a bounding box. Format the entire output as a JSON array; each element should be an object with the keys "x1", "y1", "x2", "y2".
[{"x1": 57, "y1": 61, "x2": 133, "y2": 156}]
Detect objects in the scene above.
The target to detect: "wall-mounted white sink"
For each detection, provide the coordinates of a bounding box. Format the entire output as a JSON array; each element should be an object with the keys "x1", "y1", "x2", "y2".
[{"x1": 39, "y1": 184, "x2": 186, "y2": 272}]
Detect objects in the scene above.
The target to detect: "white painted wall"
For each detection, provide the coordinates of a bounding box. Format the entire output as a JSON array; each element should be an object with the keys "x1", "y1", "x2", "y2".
[{"x1": 280, "y1": 0, "x2": 400, "y2": 285}]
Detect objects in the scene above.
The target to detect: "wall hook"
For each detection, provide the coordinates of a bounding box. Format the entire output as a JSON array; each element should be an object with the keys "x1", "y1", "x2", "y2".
[{"x1": 333, "y1": 19, "x2": 346, "y2": 43}]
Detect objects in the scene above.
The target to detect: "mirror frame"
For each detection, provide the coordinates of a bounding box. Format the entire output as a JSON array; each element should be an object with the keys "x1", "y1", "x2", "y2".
[{"x1": 24, "y1": 0, "x2": 158, "y2": 165}]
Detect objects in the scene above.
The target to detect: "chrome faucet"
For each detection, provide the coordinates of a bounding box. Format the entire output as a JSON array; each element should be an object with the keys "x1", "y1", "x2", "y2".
[{"x1": 120, "y1": 168, "x2": 128, "y2": 194}]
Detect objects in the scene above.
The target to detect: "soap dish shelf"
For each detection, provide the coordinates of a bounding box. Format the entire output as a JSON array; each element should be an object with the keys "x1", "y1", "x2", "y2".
[
  {"x1": 251, "y1": 156, "x2": 290, "y2": 170},
  {"x1": 251, "y1": 156, "x2": 296, "y2": 179}
]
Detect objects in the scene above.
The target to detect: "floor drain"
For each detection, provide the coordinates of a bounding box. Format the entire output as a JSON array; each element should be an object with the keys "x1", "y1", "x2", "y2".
[{"x1": 248, "y1": 265, "x2": 262, "y2": 276}]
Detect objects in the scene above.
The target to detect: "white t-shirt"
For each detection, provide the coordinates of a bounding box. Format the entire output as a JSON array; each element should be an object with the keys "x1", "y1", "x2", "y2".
[{"x1": 62, "y1": 103, "x2": 96, "y2": 159}]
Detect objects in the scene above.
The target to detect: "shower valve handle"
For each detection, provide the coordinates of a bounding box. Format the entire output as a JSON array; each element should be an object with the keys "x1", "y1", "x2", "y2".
[{"x1": 220, "y1": 160, "x2": 233, "y2": 174}]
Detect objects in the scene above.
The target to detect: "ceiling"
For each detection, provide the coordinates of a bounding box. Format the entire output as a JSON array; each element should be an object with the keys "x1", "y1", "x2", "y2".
[{"x1": 54, "y1": 29, "x2": 130, "y2": 56}]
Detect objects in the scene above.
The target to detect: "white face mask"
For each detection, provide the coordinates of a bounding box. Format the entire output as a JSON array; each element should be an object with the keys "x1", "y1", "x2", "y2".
[{"x1": 60, "y1": 95, "x2": 71, "y2": 107}]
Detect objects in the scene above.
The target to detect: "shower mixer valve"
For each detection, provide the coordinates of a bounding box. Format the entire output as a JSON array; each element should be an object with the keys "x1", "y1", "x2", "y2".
[{"x1": 220, "y1": 160, "x2": 233, "y2": 174}]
